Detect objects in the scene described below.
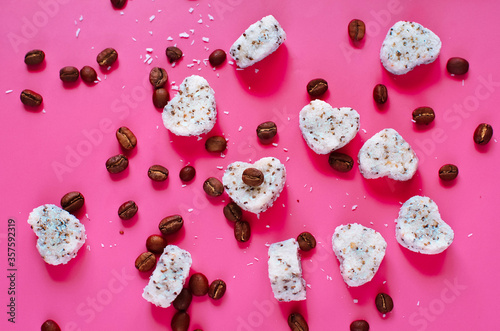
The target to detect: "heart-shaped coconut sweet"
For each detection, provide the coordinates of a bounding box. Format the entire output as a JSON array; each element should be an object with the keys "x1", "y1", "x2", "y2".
[
  {"x1": 162, "y1": 75, "x2": 216, "y2": 136},
  {"x1": 299, "y1": 100, "x2": 360, "y2": 154},
  {"x1": 396, "y1": 196, "x2": 454, "y2": 254},
  {"x1": 222, "y1": 157, "x2": 286, "y2": 214}
]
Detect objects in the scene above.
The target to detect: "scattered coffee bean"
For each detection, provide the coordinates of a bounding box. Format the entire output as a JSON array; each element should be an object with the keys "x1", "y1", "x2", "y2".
[
  {"x1": 96, "y1": 48, "x2": 118, "y2": 67},
  {"x1": 171, "y1": 311, "x2": 190, "y2": 331},
  {"x1": 118, "y1": 200, "x2": 138, "y2": 220},
  {"x1": 106, "y1": 154, "x2": 128, "y2": 174},
  {"x1": 148, "y1": 165, "x2": 169, "y2": 181},
  {"x1": 288, "y1": 312, "x2": 309, "y2": 331},
  {"x1": 223, "y1": 201, "x2": 242, "y2": 222},
  {"x1": 297, "y1": 232, "x2": 316, "y2": 251},
  {"x1": 61, "y1": 191, "x2": 85, "y2": 214},
  {"x1": 373, "y1": 84, "x2": 388, "y2": 104},
  {"x1": 438, "y1": 164, "x2": 459, "y2": 181},
  {"x1": 446, "y1": 57, "x2": 469, "y2": 75},
  {"x1": 242, "y1": 168, "x2": 264, "y2": 186},
  {"x1": 110, "y1": 0, "x2": 127, "y2": 9},
  {"x1": 328, "y1": 152, "x2": 354, "y2": 172},
  {"x1": 209, "y1": 49, "x2": 227, "y2": 67},
  {"x1": 166, "y1": 46, "x2": 183, "y2": 63},
  {"x1": 307, "y1": 78, "x2": 328, "y2": 97},
  {"x1": 179, "y1": 165, "x2": 196, "y2": 182},
  {"x1": 20, "y1": 89, "x2": 43, "y2": 107},
  {"x1": 350, "y1": 320, "x2": 369, "y2": 331},
  {"x1": 146, "y1": 235, "x2": 167, "y2": 254},
  {"x1": 24, "y1": 49, "x2": 45, "y2": 66},
  {"x1": 203, "y1": 177, "x2": 224, "y2": 197},
  {"x1": 80, "y1": 66, "x2": 97, "y2": 83},
  {"x1": 189, "y1": 273, "x2": 209, "y2": 296},
  {"x1": 205, "y1": 136, "x2": 227, "y2": 152},
  {"x1": 208, "y1": 279, "x2": 227, "y2": 300},
  {"x1": 116, "y1": 126, "x2": 137, "y2": 150},
  {"x1": 159, "y1": 215, "x2": 184, "y2": 235},
  {"x1": 375, "y1": 292, "x2": 394, "y2": 313},
  {"x1": 152, "y1": 88, "x2": 170, "y2": 108},
  {"x1": 41, "y1": 320, "x2": 61, "y2": 331},
  {"x1": 234, "y1": 220, "x2": 250, "y2": 242},
  {"x1": 59, "y1": 66, "x2": 79, "y2": 82},
  {"x1": 412, "y1": 107, "x2": 435, "y2": 125},
  {"x1": 149, "y1": 67, "x2": 168, "y2": 88},
  {"x1": 348, "y1": 19, "x2": 366, "y2": 42},
  {"x1": 173, "y1": 288, "x2": 192, "y2": 311},
  {"x1": 473, "y1": 123, "x2": 493, "y2": 145},
  {"x1": 256, "y1": 121, "x2": 278, "y2": 144},
  {"x1": 135, "y1": 251, "x2": 156, "y2": 272}
]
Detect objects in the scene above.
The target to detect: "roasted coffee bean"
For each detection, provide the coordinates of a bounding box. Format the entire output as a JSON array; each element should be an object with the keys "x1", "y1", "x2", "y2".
[
  {"x1": 148, "y1": 165, "x2": 169, "y2": 182},
  {"x1": 166, "y1": 46, "x2": 183, "y2": 63},
  {"x1": 328, "y1": 152, "x2": 354, "y2": 172},
  {"x1": 375, "y1": 292, "x2": 394, "y2": 313},
  {"x1": 20, "y1": 89, "x2": 43, "y2": 107},
  {"x1": 173, "y1": 288, "x2": 192, "y2": 311},
  {"x1": 307, "y1": 78, "x2": 328, "y2": 97},
  {"x1": 350, "y1": 320, "x2": 369, "y2": 331},
  {"x1": 348, "y1": 19, "x2": 366, "y2": 42},
  {"x1": 473, "y1": 123, "x2": 493, "y2": 145},
  {"x1": 110, "y1": 0, "x2": 127, "y2": 8},
  {"x1": 203, "y1": 177, "x2": 224, "y2": 197},
  {"x1": 223, "y1": 201, "x2": 242, "y2": 222},
  {"x1": 24, "y1": 49, "x2": 45, "y2": 66},
  {"x1": 234, "y1": 220, "x2": 250, "y2": 242},
  {"x1": 171, "y1": 311, "x2": 190, "y2": 331},
  {"x1": 297, "y1": 232, "x2": 316, "y2": 251},
  {"x1": 209, "y1": 49, "x2": 227, "y2": 67},
  {"x1": 146, "y1": 235, "x2": 167, "y2": 254},
  {"x1": 373, "y1": 84, "x2": 388, "y2": 104},
  {"x1": 135, "y1": 251, "x2": 156, "y2": 272},
  {"x1": 59, "y1": 66, "x2": 79, "y2": 82},
  {"x1": 61, "y1": 191, "x2": 85, "y2": 214},
  {"x1": 118, "y1": 200, "x2": 138, "y2": 220},
  {"x1": 412, "y1": 107, "x2": 435, "y2": 125},
  {"x1": 256, "y1": 121, "x2": 278, "y2": 144},
  {"x1": 288, "y1": 312, "x2": 309, "y2": 331},
  {"x1": 41, "y1": 320, "x2": 61, "y2": 331},
  {"x1": 242, "y1": 168, "x2": 264, "y2": 186},
  {"x1": 205, "y1": 135, "x2": 227, "y2": 152},
  {"x1": 96, "y1": 48, "x2": 118, "y2": 66},
  {"x1": 179, "y1": 165, "x2": 196, "y2": 182},
  {"x1": 438, "y1": 164, "x2": 459, "y2": 181},
  {"x1": 149, "y1": 67, "x2": 168, "y2": 88},
  {"x1": 116, "y1": 126, "x2": 137, "y2": 150},
  {"x1": 159, "y1": 215, "x2": 184, "y2": 235},
  {"x1": 208, "y1": 279, "x2": 226, "y2": 300},
  {"x1": 152, "y1": 88, "x2": 170, "y2": 108},
  {"x1": 189, "y1": 273, "x2": 209, "y2": 296},
  {"x1": 106, "y1": 154, "x2": 128, "y2": 173},
  {"x1": 446, "y1": 57, "x2": 469, "y2": 75},
  {"x1": 80, "y1": 66, "x2": 97, "y2": 83}
]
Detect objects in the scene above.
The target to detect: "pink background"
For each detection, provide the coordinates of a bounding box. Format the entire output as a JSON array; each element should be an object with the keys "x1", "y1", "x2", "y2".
[{"x1": 1, "y1": 0, "x2": 499, "y2": 330}]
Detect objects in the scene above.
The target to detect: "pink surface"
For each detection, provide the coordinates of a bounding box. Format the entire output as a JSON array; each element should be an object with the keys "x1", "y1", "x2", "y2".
[{"x1": 1, "y1": 0, "x2": 499, "y2": 330}]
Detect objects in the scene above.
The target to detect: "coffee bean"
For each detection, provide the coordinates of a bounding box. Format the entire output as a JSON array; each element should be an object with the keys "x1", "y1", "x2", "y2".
[
  {"x1": 288, "y1": 312, "x2": 309, "y2": 331},
  {"x1": 152, "y1": 88, "x2": 170, "y2": 108},
  {"x1": 116, "y1": 126, "x2": 137, "y2": 150},
  {"x1": 205, "y1": 136, "x2": 227, "y2": 152},
  {"x1": 171, "y1": 311, "x2": 190, "y2": 331},
  {"x1": 473, "y1": 123, "x2": 493, "y2": 145},
  {"x1": 24, "y1": 49, "x2": 45, "y2": 66},
  {"x1": 203, "y1": 177, "x2": 224, "y2": 197},
  {"x1": 148, "y1": 165, "x2": 169, "y2": 182},
  {"x1": 135, "y1": 251, "x2": 156, "y2": 272},
  {"x1": 173, "y1": 288, "x2": 192, "y2": 311},
  {"x1": 438, "y1": 164, "x2": 459, "y2": 181},
  {"x1": 375, "y1": 292, "x2": 394, "y2": 313},
  {"x1": 118, "y1": 200, "x2": 138, "y2": 220},
  {"x1": 348, "y1": 19, "x2": 366, "y2": 42},
  {"x1": 59, "y1": 66, "x2": 79, "y2": 82},
  {"x1": 20, "y1": 89, "x2": 43, "y2": 107},
  {"x1": 80, "y1": 66, "x2": 97, "y2": 83},
  {"x1": 146, "y1": 235, "x2": 167, "y2": 254},
  {"x1": 256, "y1": 121, "x2": 278, "y2": 144},
  {"x1": 412, "y1": 107, "x2": 435, "y2": 125},
  {"x1": 106, "y1": 154, "x2": 128, "y2": 173},
  {"x1": 446, "y1": 57, "x2": 469, "y2": 75},
  {"x1": 110, "y1": 0, "x2": 127, "y2": 9},
  {"x1": 96, "y1": 48, "x2": 118, "y2": 67},
  {"x1": 189, "y1": 273, "x2": 209, "y2": 296},
  {"x1": 373, "y1": 84, "x2": 388, "y2": 104},
  {"x1": 328, "y1": 152, "x2": 354, "y2": 172},
  {"x1": 61, "y1": 191, "x2": 85, "y2": 214},
  {"x1": 208, "y1": 279, "x2": 226, "y2": 300},
  {"x1": 223, "y1": 201, "x2": 242, "y2": 222},
  {"x1": 41, "y1": 320, "x2": 61, "y2": 331},
  {"x1": 234, "y1": 220, "x2": 250, "y2": 242},
  {"x1": 179, "y1": 165, "x2": 196, "y2": 182},
  {"x1": 149, "y1": 67, "x2": 168, "y2": 88},
  {"x1": 166, "y1": 46, "x2": 183, "y2": 63},
  {"x1": 297, "y1": 232, "x2": 316, "y2": 251},
  {"x1": 350, "y1": 320, "x2": 369, "y2": 331},
  {"x1": 209, "y1": 49, "x2": 227, "y2": 67},
  {"x1": 242, "y1": 168, "x2": 264, "y2": 186},
  {"x1": 159, "y1": 215, "x2": 184, "y2": 235},
  {"x1": 307, "y1": 78, "x2": 328, "y2": 97}
]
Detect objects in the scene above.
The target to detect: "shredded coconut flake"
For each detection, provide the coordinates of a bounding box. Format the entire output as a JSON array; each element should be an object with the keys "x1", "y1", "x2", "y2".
[
  {"x1": 149, "y1": 15, "x2": 155, "y2": 22},
  {"x1": 179, "y1": 32, "x2": 190, "y2": 38},
  {"x1": 202, "y1": 37, "x2": 210, "y2": 43},
  {"x1": 76, "y1": 28, "x2": 81, "y2": 37}
]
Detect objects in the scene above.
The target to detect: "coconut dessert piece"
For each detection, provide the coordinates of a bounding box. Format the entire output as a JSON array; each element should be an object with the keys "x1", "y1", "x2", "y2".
[
  {"x1": 396, "y1": 196, "x2": 454, "y2": 254},
  {"x1": 268, "y1": 238, "x2": 306, "y2": 302},
  {"x1": 358, "y1": 128, "x2": 419, "y2": 181},
  {"x1": 299, "y1": 100, "x2": 360, "y2": 154},
  {"x1": 380, "y1": 21, "x2": 442, "y2": 75},
  {"x1": 142, "y1": 245, "x2": 192, "y2": 308},
  {"x1": 222, "y1": 157, "x2": 286, "y2": 214},
  {"x1": 229, "y1": 15, "x2": 286, "y2": 68},
  {"x1": 27, "y1": 204, "x2": 86, "y2": 265},
  {"x1": 162, "y1": 75, "x2": 216, "y2": 136}
]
